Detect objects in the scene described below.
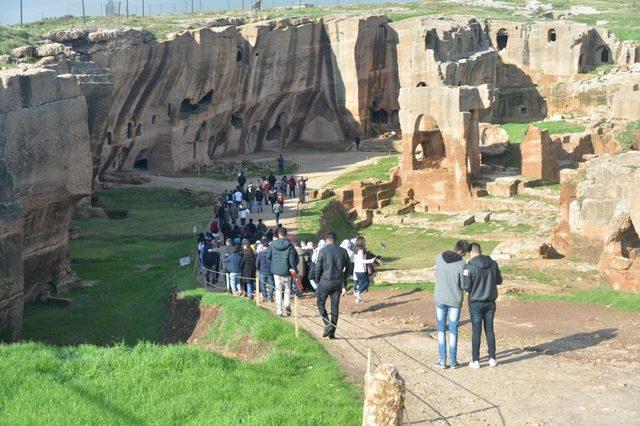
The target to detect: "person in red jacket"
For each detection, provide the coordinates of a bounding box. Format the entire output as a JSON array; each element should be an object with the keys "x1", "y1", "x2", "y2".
[{"x1": 288, "y1": 176, "x2": 297, "y2": 197}]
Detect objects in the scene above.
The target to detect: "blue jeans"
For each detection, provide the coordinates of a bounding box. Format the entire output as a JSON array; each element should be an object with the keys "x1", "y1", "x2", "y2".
[
  {"x1": 244, "y1": 279, "x2": 254, "y2": 298},
  {"x1": 230, "y1": 272, "x2": 241, "y2": 293},
  {"x1": 355, "y1": 272, "x2": 370, "y2": 293},
  {"x1": 255, "y1": 202, "x2": 263, "y2": 213},
  {"x1": 248, "y1": 200, "x2": 254, "y2": 212},
  {"x1": 259, "y1": 274, "x2": 274, "y2": 299},
  {"x1": 435, "y1": 304, "x2": 460, "y2": 364}
]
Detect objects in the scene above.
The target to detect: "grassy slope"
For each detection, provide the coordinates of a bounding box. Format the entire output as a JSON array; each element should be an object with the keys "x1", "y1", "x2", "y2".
[
  {"x1": 1, "y1": 188, "x2": 361, "y2": 424},
  {"x1": 327, "y1": 155, "x2": 399, "y2": 189},
  {"x1": 501, "y1": 120, "x2": 586, "y2": 168},
  {"x1": 3, "y1": 0, "x2": 638, "y2": 55}
]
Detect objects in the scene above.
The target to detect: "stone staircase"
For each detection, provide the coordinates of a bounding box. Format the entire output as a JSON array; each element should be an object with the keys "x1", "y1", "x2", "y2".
[
  {"x1": 66, "y1": 60, "x2": 113, "y2": 86},
  {"x1": 355, "y1": 136, "x2": 402, "y2": 153}
]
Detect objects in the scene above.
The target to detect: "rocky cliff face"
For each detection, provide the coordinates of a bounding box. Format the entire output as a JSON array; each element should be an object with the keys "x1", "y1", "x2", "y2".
[
  {"x1": 0, "y1": 160, "x2": 22, "y2": 342},
  {"x1": 0, "y1": 68, "x2": 92, "y2": 304},
  {"x1": 553, "y1": 152, "x2": 640, "y2": 292},
  {"x1": 40, "y1": 17, "x2": 400, "y2": 175}
]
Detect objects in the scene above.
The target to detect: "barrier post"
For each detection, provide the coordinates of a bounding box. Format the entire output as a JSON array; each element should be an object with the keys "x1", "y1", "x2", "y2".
[
  {"x1": 362, "y1": 364, "x2": 405, "y2": 426},
  {"x1": 294, "y1": 294, "x2": 300, "y2": 337},
  {"x1": 255, "y1": 272, "x2": 260, "y2": 306},
  {"x1": 225, "y1": 273, "x2": 230, "y2": 293}
]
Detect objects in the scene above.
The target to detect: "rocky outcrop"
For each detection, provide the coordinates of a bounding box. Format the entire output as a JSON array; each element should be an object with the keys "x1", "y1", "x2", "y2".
[
  {"x1": 0, "y1": 68, "x2": 92, "y2": 305},
  {"x1": 520, "y1": 126, "x2": 559, "y2": 183},
  {"x1": 552, "y1": 152, "x2": 640, "y2": 292},
  {"x1": 0, "y1": 161, "x2": 23, "y2": 342}
]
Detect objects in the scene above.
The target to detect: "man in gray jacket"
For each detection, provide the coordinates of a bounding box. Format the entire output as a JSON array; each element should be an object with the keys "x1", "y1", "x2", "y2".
[{"x1": 433, "y1": 240, "x2": 469, "y2": 369}]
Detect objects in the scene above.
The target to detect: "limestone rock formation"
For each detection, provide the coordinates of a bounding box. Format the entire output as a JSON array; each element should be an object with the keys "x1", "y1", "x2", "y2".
[
  {"x1": 521, "y1": 126, "x2": 559, "y2": 183},
  {"x1": 0, "y1": 161, "x2": 23, "y2": 342},
  {"x1": 479, "y1": 123, "x2": 510, "y2": 157},
  {"x1": 552, "y1": 152, "x2": 640, "y2": 291},
  {"x1": 0, "y1": 68, "x2": 92, "y2": 304}
]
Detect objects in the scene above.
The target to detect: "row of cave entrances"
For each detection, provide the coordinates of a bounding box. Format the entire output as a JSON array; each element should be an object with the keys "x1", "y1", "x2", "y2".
[{"x1": 494, "y1": 28, "x2": 612, "y2": 65}]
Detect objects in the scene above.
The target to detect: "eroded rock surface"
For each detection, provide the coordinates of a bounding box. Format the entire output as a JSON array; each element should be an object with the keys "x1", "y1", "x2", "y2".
[{"x1": 0, "y1": 68, "x2": 92, "y2": 304}]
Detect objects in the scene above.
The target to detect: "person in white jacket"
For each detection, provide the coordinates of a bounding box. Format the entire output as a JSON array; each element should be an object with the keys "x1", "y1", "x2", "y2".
[
  {"x1": 339, "y1": 239, "x2": 355, "y2": 295},
  {"x1": 352, "y1": 237, "x2": 379, "y2": 303}
]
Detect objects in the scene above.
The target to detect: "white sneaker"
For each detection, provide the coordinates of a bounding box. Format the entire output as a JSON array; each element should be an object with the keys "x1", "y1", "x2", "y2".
[
  {"x1": 468, "y1": 360, "x2": 481, "y2": 369},
  {"x1": 489, "y1": 358, "x2": 498, "y2": 368}
]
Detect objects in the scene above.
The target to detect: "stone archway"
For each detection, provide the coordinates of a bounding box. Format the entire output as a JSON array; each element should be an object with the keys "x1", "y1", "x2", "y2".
[{"x1": 496, "y1": 28, "x2": 508, "y2": 51}]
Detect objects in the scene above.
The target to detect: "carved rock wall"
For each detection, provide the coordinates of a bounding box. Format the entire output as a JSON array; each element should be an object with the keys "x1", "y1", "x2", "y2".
[
  {"x1": 0, "y1": 68, "x2": 92, "y2": 304},
  {"x1": 0, "y1": 160, "x2": 23, "y2": 342}
]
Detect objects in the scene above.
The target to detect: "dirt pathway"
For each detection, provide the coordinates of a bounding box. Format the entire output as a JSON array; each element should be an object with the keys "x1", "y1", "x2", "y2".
[
  {"x1": 294, "y1": 295, "x2": 640, "y2": 424},
  {"x1": 131, "y1": 150, "x2": 388, "y2": 195}
]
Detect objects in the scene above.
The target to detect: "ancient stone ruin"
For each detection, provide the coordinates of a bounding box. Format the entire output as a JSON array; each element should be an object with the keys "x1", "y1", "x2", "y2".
[{"x1": 1, "y1": 13, "x2": 640, "y2": 338}]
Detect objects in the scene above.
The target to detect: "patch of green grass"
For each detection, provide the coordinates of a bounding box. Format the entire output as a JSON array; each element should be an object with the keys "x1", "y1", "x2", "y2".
[
  {"x1": 2, "y1": 186, "x2": 361, "y2": 424},
  {"x1": 298, "y1": 198, "x2": 356, "y2": 242},
  {"x1": 617, "y1": 119, "x2": 640, "y2": 149},
  {"x1": 359, "y1": 225, "x2": 498, "y2": 271},
  {"x1": 500, "y1": 264, "x2": 557, "y2": 283},
  {"x1": 371, "y1": 282, "x2": 435, "y2": 292},
  {"x1": 458, "y1": 221, "x2": 534, "y2": 236},
  {"x1": 515, "y1": 287, "x2": 640, "y2": 313},
  {"x1": 327, "y1": 155, "x2": 399, "y2": 189},
  {"x1": 501, "y1": 120, "x2": 587, "y2": 144}
]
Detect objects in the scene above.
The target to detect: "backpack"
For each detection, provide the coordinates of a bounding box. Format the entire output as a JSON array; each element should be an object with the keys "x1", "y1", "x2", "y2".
[{"x1": 273, "y1": 203, "x2": 283, "y2": 214}]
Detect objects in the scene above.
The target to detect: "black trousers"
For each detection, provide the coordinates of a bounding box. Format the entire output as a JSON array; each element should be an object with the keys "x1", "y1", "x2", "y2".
[
  {"x1": 469, "y1": 301, "x2": 497, "y2": 361},
  {"x1": 317, "y1": 284, "x2": 342, "y2": 332}
]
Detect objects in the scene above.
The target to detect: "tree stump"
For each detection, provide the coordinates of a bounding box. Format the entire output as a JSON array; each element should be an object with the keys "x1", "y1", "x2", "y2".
[{"x1": 362, "y1": 363, "x2": 405, "y2": 426}]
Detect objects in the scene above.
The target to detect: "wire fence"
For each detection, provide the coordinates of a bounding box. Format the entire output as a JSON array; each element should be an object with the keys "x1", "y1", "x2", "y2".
[{"x1": 2, "y1": 0, "x2": 419, "y2": 26}]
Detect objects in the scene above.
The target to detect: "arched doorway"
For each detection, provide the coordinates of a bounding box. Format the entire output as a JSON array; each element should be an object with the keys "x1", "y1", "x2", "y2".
[
  {"x1": 496, "y1": 28, "x2": 508, "y2": 51},
  {"x1": 133, "y1": 149, "x2": 149, "y2": 170}
]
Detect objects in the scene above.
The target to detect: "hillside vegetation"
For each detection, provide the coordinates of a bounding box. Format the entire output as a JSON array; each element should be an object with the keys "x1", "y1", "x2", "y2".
[{"x1": 2, "y1": 0, "x2": 639, "y2": 55}]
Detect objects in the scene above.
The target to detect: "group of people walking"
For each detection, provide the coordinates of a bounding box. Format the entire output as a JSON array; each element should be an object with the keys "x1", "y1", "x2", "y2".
[
  {"x1": 197, "y1": 157, "x2": 502, "y2": 368},
  {"x1": 434, "y1": 240, "x2": 503, "y2": 369}
]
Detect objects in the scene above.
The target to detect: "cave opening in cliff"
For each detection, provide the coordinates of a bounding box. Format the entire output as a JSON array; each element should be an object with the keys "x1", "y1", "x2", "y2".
[
  {"x1": 548, "y1": 29, "x2": 557, "y2": 42},
  {"x1": 371, "y1": 109, "x2": 389, "y2": 124},
  {"x1": 230, "y1": 115, "x2": 243, "y2": 129},
  {"x1": 133, "y1": 149, "x2": 149, "y2": 170},
  {"x1": 425, "y1": 32, "x2": 436, "y2": 50},
  {"x1": 456, "y1": 38, "x2": 463, "y2": 54},
  {"x1": 236, "y1": 48, "x2": 242, "y2": 62},
  {"x1": 180, "y1": 90, "x2": 213, "y2": 118},
  {"x1": 126, "y1": 122, "x2": 133, "y2": 139},
  {"x1": 497, "y1": 29, "x2": 508, "y2": 51},
  {"x1": 105, "y1": 131, "x2": 112, "y2": 146},
  {"x1": 208, "y1": 130, "x2": 226, "y2": 159},
  {"x1": 621, "y1": 222, "x2": 640, "y2": 260},
  {"x1": 136, "y1": 124, "x2": 142, "y2": 137},
  {"x1": 417, "y1": 82, "x2": 427, "y2": 87},
  {"x1": 266, "y1": 114, "x2": 283, "y2": 141}
]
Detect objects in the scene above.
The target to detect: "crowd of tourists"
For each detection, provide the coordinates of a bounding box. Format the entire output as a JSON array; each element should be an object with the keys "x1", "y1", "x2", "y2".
[{"x1": 195, "y1": 157, "x2": 502, "y2": 365}]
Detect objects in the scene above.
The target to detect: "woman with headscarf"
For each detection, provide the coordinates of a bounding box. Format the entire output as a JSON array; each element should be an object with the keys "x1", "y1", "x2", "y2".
[
  {"x1": 309, "y1": 239, "x2": 326, "y2": 291},
  {"x1": 352, "y1": 236, "x2": 379, "y2": 303},
  {"x1": 339, "y1": 239, "x2": 355, "y2": 295}
]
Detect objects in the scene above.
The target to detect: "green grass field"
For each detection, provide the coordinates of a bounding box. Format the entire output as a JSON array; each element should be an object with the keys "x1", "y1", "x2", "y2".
[
  {"x1": 514, "y1": 287, "x2": 640, "y2": 313},
  {"x1": 500, "y1": 120, "x2": 586, "y2": 168},
  {"x1": 327, "y1": 156, "x2": 399, "y2": 189},
  {"x1": 1, "y1": 188, "x2": 361, "y2": 424}
]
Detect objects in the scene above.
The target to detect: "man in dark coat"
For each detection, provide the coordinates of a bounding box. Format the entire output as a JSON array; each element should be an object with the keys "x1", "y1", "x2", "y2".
[
  {"x1": 267, "y1": 227, "x2": 298, "y2": 316},
  {"x1": 313, "y1": 231, "x2": 351, "y2": 339}
]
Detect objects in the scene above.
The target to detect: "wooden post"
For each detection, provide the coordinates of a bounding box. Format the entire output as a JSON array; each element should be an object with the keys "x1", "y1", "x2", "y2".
[
  {"x1": 225, "y1": 273, "x2": 230, "y2": 293},
  {"x1": 294, "y1": 294, "x2": 299, "y2": 337},
  {"x1": 255, "y1": 272, "x2": 260, "y2": 306},
  {"x1": 366, "y1": 348, "x2": 372, "y2": 375},
  {"x1": 362, "y1": 364, "x2": 405, "y2": 426}
]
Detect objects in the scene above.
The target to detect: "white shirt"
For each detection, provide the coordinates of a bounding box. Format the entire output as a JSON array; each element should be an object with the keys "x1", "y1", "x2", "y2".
[
  {"x1": 234, "y1": 191, "x2": 243, "y2": 202},
  {"x1": 239, "y1": 208, "x2": 248, "y2": 219},
  {"x1": 353, "y1": 249, "x2": 375, "y2": 273}
]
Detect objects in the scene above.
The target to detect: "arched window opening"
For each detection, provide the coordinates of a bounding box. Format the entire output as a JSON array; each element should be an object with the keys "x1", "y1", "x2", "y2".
[
  {"x1": 496, "y1": 29, "x2": 508, "y2": 51},
  {"x1": 548, "y1": 29, "x2": 557, "y2": 42}
]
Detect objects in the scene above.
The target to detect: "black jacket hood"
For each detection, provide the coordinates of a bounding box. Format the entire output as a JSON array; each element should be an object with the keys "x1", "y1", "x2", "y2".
[{"x1": 442, "y1": 251, "x2": 463, "y2": 264}]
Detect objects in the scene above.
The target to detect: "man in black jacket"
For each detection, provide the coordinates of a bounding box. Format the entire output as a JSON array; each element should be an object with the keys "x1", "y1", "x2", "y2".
[
  {"x1": 313, "y1": 232, "x2": 352, "y2": 339},
  {"x1": 267, "y1": 227, "x2": 298, "y2": 317},
  {"x1": 462, "y1": 242, "x2": 503, "y2": 369}
]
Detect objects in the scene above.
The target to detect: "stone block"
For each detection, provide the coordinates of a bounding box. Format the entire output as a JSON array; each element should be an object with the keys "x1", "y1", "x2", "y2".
[{"x1": 486, "y1": 177, "x2": 521, "y2": 198}]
